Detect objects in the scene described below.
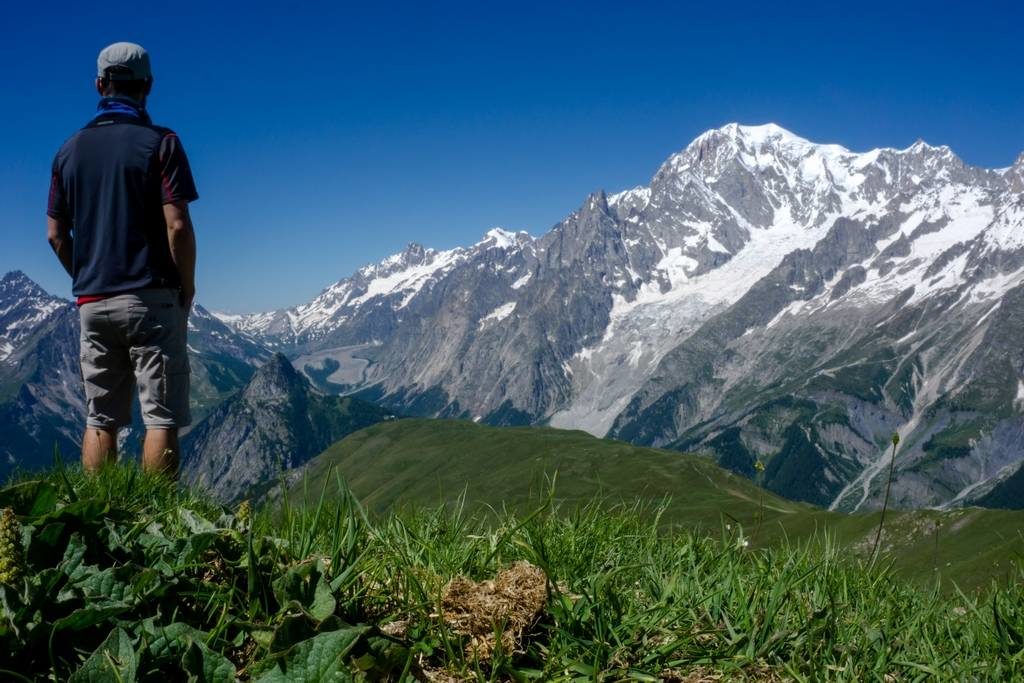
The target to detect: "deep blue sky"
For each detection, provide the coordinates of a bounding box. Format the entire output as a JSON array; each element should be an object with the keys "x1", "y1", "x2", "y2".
[{"x1": 3, "y1": 1, "x2": 1022, "y2": 312}]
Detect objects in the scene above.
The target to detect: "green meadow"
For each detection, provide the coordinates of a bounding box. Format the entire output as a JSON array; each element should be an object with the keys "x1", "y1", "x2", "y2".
[{"x1": 1, "y1": 420, "x2": 1023, "y2": 680}]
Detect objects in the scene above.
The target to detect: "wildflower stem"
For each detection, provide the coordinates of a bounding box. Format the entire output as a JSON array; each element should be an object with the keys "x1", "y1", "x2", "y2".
[{"x1": 870, "y1": 433, "x2": 900, "y2": 565}]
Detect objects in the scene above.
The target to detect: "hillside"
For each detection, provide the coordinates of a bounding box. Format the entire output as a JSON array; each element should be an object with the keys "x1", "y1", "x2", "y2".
[
  {"x1": 293, "y1": 419, "x2": 1024, "y2": 589},
  {"x1": 292, "y1": 418, "x2": 805, "y2": 522},
  {"x1": 2, "y1": 464, "x2": 1023, "y2": 681}
]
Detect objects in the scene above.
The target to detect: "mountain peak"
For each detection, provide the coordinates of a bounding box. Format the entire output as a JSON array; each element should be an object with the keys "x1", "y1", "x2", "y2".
[
  {"x1": 243, "y1": 353, "x2": 307, "y2": 401},
  {"x1": 0, "y1": 271, "x2": 56, "y2": 304},
  {"x1": 394, "y1": 242, "x2": 428, "y2": 263},
  {"x1": 663, "y1": 122, "x2": 853, "y2": 184},
  {"x1": 1011, "y1": 152, "x2": 1024, "y2": 193},
  {"x1": 2, "y1": 270, "x2": 39, "y2": 290},
  {"x1": 904, "y1": 138, "x2": 953, "y2": 156},
  {"x1": 691, "y1": 122, "x2": 817, "y2": 153},
  {"x1": 722, "y1": 122, "x2": 804, "y2": 144},
  {"x1": 479, "y1": 227, "x2": 526, "y2": 250}
]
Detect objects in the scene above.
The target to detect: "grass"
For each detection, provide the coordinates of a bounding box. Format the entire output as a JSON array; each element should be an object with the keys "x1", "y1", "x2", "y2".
[
  {"x1": 4, "y1": 462, "x2": 1023, "y2": 680},
  {"x1": 291, "y1": 418, "x2": 1024, "y2": 591}
]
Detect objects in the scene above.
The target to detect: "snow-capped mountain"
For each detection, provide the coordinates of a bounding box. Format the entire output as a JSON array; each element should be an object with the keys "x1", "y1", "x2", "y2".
[
  {"x1": 220, "y1": 123, "x2": 1024, "y2": 510},
  {"x1": 0, "y1": 272, "x2": 84, "y2": 472},
  {"x1": 215, "y1": 229, "x2": 535, "y2": 349},
  {"x1": 0, "y1": 272, "x2": 68, "y2": 364}
]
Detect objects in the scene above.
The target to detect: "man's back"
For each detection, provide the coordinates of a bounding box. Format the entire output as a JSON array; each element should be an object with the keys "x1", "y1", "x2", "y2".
[{"x1": 50, "y1": 110, "x2": 196, "y2": 298}]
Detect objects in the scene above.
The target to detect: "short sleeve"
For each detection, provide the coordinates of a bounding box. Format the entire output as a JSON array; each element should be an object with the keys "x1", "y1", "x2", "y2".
[
  {"x1": 158, "y1": 133, "x2": 199, "y2": 204},
  {"x1": 47, "y1": 156, "x2": 69, "y2": 220}
]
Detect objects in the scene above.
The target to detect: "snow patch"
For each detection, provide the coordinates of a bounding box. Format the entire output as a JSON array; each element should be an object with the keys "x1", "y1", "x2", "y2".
[
  {"x1": 478, "y1": 302, "x2": 517, "y2": 328},
  {"x1": 351, "y1": 248, "x2": 464, "y2": 308},
  {"x1": 511, "y1": 272, "x2": 533, "y2": 290},
  {"x1": 480, "y1": 228, "x2": 517, "y2": 250}
]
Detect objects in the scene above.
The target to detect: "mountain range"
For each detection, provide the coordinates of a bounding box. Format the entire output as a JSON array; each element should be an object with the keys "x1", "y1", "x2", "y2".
[{"x1": 3, "y1": 123, "x2": 1023, "y2": 510}]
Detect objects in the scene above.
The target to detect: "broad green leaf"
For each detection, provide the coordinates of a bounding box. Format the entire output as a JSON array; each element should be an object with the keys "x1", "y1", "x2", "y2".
[
  {"x1": 361, "y1": 635, "x2": 409, "y2": 675},
  {"x1": 254, "y1": 626, "x2": 370, "y2": 682},
  {"x1": 181, "y1": 638, "x2": 236, "y2": 683},
  {"x1": 75, "y1": 567, "x2": 135, "y2": 605},
  {"x1": 309, "y1": 575, "x2": 336, "y2": 622},
  {"x1": 178, "y1": 508, "x2": 217, "y2": 534},
  {"x1": 272, "y1": 560, "x2": 316, "y2": 606},
  {"x1": 268, "y1": 613, "x2": 316, "y2": 653},
  {"x1": 141, "y1": 621, "x2": 198, "y2": 662},
  {"x1": 52, "y1": 604, "x2": 131, "y2": 634},
  {"x1": 272, "y1": 558, "x2": 335, "y2": 621},
  {"x1": 61, "y1": 533, "x2": 89, "y2": 581},
  {"x1": 176, "y1": 531, "x2": 219, "y2": 567},
  {"x1": 138, "y1": 523, "x2": 173, "y2": 551},
  {"x1": 130, "y1": 567, "x2": 172, "y2": 600},
  {"x1": 0, "y1": 480, "x2": 58, "y2": 517},
  {"x1": 35, "y1": 499, "x2": 111, "y2": 527},
  {"x1": 69, "y1": 626, "x2": 138, "y2": 683},
  {"x1": 101, "y1": 518, "x2": 132, "y2": 554},
  {"x1": 28, "y1": 521, "x2": 67, "y2": 567},
  {"x1": 135, "y1": 621, "x2": 235, "y2": 680}
]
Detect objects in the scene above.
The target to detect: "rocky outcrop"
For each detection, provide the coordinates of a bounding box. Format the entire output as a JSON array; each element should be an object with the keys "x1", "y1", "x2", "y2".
[{"x1": 181, "y1": 353, "x2": 397, "y2": 502}]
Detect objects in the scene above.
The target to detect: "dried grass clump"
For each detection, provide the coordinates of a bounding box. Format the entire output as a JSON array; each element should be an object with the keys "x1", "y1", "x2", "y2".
[{"x1": 440, "y1": 560, "x2": 547, "y2": 659}]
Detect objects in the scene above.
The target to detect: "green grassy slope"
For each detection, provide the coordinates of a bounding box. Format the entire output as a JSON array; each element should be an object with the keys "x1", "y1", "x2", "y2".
[
  {"x1": 293, "y1": 419, "x2": 1024, "y2": 590},
  {"x1": 5, "y1": 464, "x2": 1024, "y2": 680},
  {"x1": 294, "y1": 418, "x2": 808, "y2": 525}
]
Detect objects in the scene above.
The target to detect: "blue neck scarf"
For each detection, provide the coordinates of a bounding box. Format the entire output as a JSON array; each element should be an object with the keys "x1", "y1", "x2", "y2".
[{"x1": 93, "y1": 96, "x2": 151, "y2": 124}]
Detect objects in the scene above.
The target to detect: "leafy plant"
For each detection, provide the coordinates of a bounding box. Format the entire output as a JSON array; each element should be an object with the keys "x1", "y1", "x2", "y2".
[{"x1": 0, "y1": 461, "x2": 1022, "y2": 680}]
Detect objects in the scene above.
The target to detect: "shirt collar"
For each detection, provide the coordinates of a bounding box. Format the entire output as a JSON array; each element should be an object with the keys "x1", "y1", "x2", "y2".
[{"x1": 93, "y1": 96, "x2": 151, "y2": 124}]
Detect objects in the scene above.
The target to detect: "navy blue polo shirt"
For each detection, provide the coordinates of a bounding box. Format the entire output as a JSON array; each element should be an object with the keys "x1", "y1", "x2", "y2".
[{"x1": 47, "y1": 98, "x2": 199, "y2": 298}]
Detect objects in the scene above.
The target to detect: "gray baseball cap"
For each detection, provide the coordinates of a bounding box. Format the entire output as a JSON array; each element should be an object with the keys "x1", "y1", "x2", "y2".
[{"x1": 97, "y1": 42, "x2": 152, "y2": 81}]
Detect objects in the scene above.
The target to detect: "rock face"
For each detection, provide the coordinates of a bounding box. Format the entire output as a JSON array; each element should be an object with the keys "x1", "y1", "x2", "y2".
[
  {"x1": 219, "y1": 124, "x2": 1024, "y2": 510},
  {"x1": 0, "y1": 272, "x2": 88, "y2": 474},
  {"x1": 181, "y1": 353, "x2": 397, "y2": 502},
  {"x1": 0, "y1": 273, "x2": 272, "y2": 479}
]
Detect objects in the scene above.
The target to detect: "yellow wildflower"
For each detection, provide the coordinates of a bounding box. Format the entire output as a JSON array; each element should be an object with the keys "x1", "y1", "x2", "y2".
[
  {"x1": 236, "y1": 500, "x2": 252, "y2": 527},
  {"x1": 0, "y1": 507, "x2": 24, "y2": 586}
]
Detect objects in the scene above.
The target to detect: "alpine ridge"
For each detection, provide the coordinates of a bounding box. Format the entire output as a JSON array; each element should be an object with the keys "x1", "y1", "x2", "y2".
[{"x1": 215, "y1": 123, "x2": 1024, "y2": 511}]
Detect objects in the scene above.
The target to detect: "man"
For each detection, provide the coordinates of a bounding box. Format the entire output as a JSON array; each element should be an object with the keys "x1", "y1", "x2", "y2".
[{"x1": 47, "y1": 42, "x2": 198, "y2": 476}]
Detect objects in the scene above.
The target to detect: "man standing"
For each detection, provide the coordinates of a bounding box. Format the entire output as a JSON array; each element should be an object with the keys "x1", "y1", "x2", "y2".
[{"x1": 47, "y1": 42, "x2": 198, "y2": 476}]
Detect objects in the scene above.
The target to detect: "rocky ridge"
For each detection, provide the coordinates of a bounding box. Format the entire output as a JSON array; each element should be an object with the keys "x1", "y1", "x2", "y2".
[{"x1": 220, "y1": 124, "x2": 1024, "y2": 510}]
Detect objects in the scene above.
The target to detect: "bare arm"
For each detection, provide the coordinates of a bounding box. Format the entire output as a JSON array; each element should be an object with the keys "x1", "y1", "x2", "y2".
[
  {"x1": 46, "y1": 215, "x2": 73, "y2": 276},
  {"x1": 163, "y1": 200, "x2": 196, "y2": 311}
]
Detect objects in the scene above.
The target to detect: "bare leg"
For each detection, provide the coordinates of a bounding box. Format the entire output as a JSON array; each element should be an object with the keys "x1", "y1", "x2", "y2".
[
  {"x1": 82, "y1": 428, "x2": 118, "y2": 472},
  {"x1": 142, "y1": 428, "x2": 180, "y2": 478}
]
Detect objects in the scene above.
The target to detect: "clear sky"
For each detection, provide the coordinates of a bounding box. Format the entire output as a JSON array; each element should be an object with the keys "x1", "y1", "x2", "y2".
[{"x1": 2, "y1": 0, "x2": 1022, "y2": 312}]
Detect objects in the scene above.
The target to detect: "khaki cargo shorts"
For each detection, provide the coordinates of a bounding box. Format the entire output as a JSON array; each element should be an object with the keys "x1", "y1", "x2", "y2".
[{"x1": 79, "y1": 288, "x2": 191, "y2": 429}]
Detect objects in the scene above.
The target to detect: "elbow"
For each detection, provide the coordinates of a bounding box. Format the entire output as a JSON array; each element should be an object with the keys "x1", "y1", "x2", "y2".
[
  {"x1": 46, "y1": 217, "x2": 68, "y2": 249},
  {"x1": 166, "y1": 219, "x2": 194, "y2": 240}
]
